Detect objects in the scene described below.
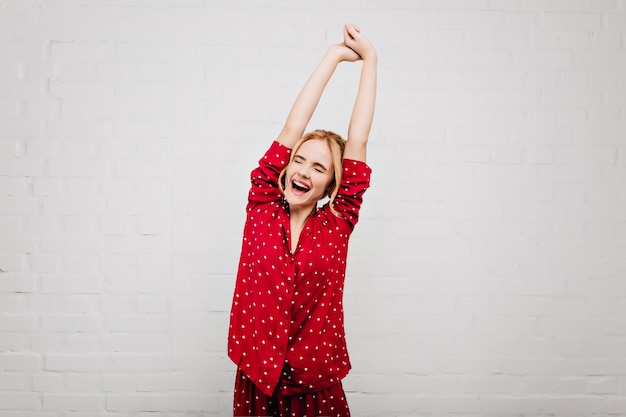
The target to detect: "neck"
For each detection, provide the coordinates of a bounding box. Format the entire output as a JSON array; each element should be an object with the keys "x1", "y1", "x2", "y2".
[{"x1": 289, "y1": 204, "x2": 315, "y2": 225}]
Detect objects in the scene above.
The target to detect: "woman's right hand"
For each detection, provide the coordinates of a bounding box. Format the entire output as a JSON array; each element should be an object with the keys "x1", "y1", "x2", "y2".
[{"x1": 329, "y1": 43, "x2": 361, "y2": 63}]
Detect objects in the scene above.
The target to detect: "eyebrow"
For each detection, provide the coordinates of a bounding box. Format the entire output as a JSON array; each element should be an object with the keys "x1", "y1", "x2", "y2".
[{"x1": 294, "y1": 154, "x2": 328, "y2": 172}]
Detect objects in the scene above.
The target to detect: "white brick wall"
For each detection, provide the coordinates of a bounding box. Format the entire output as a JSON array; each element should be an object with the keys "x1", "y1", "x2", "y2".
[{"x1": 1, "y1": 1, "x2": 625, "y2": 416}]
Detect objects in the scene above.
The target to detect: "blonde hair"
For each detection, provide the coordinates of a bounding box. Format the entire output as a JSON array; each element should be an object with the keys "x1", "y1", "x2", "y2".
[{"x1": 279, "y1": 130, "x2": 346, "y2": 216}]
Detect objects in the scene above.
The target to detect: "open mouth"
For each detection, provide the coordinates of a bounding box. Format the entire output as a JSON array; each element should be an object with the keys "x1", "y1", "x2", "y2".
[{"x1": 291, "y1": 180, "x2": 310, "y2": 194}]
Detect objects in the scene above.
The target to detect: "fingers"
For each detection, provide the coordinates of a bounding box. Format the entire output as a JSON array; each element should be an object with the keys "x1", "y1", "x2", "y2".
[
  {"x1": 345, "y1": 23, "x2": 360, "y2": 33},
  {"x1": 342, "y1": 23, "x2": 376, "y2": 61},
  {"x1": 344, "y1": 23, "x2": 360, "y2": 41},
  {"x1": 341, "y1": 27, "x2": 361, "y2": 61},
  {"x1": 343, "y1": 25, "x2": 354, "y2": 44}
]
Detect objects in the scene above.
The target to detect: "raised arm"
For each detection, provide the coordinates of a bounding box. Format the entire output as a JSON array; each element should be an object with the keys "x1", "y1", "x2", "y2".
[
  {"x1": 277, "y1": 41, "x2": 360, "y2": 149},
  {"x1": 343, "y1": 24, "x2": 377, "y2": 163}
]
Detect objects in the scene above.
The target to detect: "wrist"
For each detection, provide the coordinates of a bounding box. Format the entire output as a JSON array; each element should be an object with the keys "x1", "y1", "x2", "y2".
[
  {"x1": 325, "y1": 44, "x2": 344, "y2": 62},
  {"x1": 362, "y1": 49, "x2": 378, "y2": 64}
]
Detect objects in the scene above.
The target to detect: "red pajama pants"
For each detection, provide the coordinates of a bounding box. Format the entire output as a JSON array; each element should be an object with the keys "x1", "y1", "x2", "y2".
[{"x1": 233, "y1": 368, "x2": 351, "y2": 417}]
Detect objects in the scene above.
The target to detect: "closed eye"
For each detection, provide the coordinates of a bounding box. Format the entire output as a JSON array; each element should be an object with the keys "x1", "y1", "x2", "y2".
[{"x1": 293, "y1": 155, "x2": 328, "y2": 173}]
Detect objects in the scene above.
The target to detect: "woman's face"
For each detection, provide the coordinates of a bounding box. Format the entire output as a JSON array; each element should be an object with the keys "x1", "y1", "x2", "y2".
[{"x1": 284, "y1": 139, "x2": 334, "y2": 213}]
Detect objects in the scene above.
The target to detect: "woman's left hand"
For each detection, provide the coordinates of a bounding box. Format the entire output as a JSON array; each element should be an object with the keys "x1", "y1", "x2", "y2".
[{"x1": 343, "y1": 23, "x2": 377, "y2": 61}]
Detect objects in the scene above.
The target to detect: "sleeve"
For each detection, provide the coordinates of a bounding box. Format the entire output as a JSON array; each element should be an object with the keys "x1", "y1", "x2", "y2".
[
  {"x1": 248, "y1": 141, "x2": 292, "y2": 205},
  {"x1": 332, "y1": 158, "x2": 372, "y2": 229}
]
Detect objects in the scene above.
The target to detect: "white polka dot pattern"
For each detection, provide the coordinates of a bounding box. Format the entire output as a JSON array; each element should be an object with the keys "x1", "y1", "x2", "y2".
[{"x1": 228, "y1": 141, "x2": 372, "y2": 397}]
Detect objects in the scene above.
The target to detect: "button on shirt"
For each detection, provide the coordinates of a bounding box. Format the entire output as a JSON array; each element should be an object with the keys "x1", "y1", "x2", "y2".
[{"x1": 228, "y1": 141, "x2": 372, "y2": 397}]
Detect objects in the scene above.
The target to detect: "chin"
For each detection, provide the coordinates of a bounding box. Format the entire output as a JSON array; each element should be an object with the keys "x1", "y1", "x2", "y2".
[{"x1": 286, "y1": 192, "x2": 321, "y2": 212}]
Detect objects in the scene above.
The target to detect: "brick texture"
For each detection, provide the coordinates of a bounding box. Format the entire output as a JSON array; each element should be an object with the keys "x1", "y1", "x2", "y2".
[{"x1": 1, "y1": 1, "x2": 625, "y2": 416}]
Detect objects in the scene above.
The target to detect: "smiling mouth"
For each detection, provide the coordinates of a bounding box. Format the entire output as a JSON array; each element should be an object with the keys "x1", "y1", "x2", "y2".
[{"x1": 291, "y1": 180, "x2": 310, "y2": 194}]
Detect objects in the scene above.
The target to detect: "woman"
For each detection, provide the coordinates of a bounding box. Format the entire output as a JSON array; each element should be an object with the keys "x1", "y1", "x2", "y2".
[{"x1": 228, "y1": 23, "x2": 377, "y2": 417}]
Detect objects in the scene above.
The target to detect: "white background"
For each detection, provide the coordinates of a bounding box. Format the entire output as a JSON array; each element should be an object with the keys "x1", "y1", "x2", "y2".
[{"x1": 1, "y1": 0, "x2": 626, "y2": 416}]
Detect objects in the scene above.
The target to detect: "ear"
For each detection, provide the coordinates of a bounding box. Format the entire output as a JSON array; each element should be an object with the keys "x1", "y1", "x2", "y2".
[
  {"x1": 326, "y1": 182, "x2": 336, "y2": 197},
  {"x1": 279, "y1": 169, "x2": 287, "y2": 191}
]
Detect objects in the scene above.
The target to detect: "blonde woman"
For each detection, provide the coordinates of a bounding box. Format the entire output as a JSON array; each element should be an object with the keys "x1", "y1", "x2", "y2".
[{"x1": 228, "y1": 23, "x2": 377, "y2": 417}]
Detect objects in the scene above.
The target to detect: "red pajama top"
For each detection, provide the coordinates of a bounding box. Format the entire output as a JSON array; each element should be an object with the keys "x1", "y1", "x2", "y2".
[{"x1": 228, "y1": 140, "x2": 371, "y2": 397}]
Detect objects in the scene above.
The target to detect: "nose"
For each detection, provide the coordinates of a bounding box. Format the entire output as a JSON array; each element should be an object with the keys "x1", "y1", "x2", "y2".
[{"x1": 298, "y1": 165, "x2": 310, "y2": 179}]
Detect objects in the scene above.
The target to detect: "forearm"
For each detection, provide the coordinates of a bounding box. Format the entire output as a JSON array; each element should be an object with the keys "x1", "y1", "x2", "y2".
[
  {"x1": 345, "y1": 55, "x2": 377, "y2": 161},
  {"x1": 277, "y1": 48, "x2": 342, "y2": 148}
]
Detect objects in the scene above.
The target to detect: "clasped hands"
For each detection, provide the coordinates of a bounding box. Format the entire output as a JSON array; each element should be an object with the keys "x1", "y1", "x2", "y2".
[{"x1": 331, "y1": 23, "x2": 377, "y2": 63}]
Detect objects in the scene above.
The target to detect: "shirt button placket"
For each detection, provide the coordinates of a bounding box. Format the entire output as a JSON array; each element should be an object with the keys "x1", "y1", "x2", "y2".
[{"x1": 281, "y1": 274, "x2": 295, "y2": 360}]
